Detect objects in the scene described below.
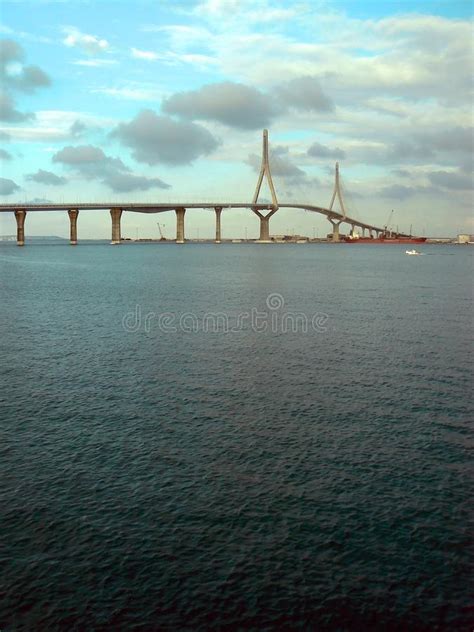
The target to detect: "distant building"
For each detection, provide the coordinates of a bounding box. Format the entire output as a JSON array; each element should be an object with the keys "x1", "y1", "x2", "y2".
[
  {"x1": 457, "y1": 234, "x2": 470, "y2": 244},
  {"x1": 426, "y1": 238, "x2": 454, "y2": 243},
  {"x1": 271, "y1": 234, "x2": 308, "y2": 243}
]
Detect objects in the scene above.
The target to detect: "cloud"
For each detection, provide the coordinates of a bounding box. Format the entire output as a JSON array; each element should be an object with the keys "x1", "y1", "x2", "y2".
[
  {"x1": 142, "y1": 24, "x2": 211, "y2": 49},
  {"x1": 417, "y1": 126, "x2": 473, "y2": 155},
  {"x1": 0, "y1": 39, "x2": 51, "y2": 121},
  {"x1": 383, "y1": 126, "x2": 473, "y2": 165},
  {"x1": 0, "y1": 92, "x2": 34, "y2": 122},
  {"x1": 52, "y1": 144, "x2": 129, "y2": 177},
  {"x1": 339, "y1": 120, "x2": 473, "y2": 168},
  {"x1": 195, "y1": 0, "x2": 296, "y2": 24},
  {"x1": 274, "y1": 76, "x2": 334, "y2": 112},
  {"x1": 179, "y1": 5, "x2": 470, "y2": 117},
  {"x1": 26, "y1": 169, "x2": 67, "y2": 185},
  {"x1": 0, "y1": 39, "x2": 50, "y2": 92},
  {"x1": 131, "y1": 48, "x2": 158, "y2": 61},
  {"x1": 7, "y1": 64, "x2": 50, "y2": 93},
  {"x1": 69, "y1": 120, "x2": 87, "y2": 137},
  {"x1": 162, "y1": 81, "x2": 280, "y2": 130},
  {"x1": 102, "y1": 173, "x2": 171, "y2": 192},
  {"x1": 427, "y1": 169, "x2": 472, "y2": 191},
  {"x1": 62, "y1": 28, "x2": 109, "y2": 55},
  {"x1": 166, "y1": 52, "x2": 217, "y2": 68},
  {"x1": 161, "y1": 77, "x2": 333, "y2": 131},
  {"x1": 52, "y1": 142, "x2": 171, "y2": 192},
  {"x1": 0, "y1": 177, "x2": 20, "y2": 195},
  {"x1": 132, "y1": 50, "x2": 217, "y2": 69},
  {"x1": 72, "y1": 59, "x2": 117, "y2": 67},
  {"x1": 0, "y1": 38, "x2": 23, "y2": 64},
  {"x1": 0, "y1": 148, "x2": 12, "y2": 160},
  {"x1": 307, "y1": 142, "x2": 346, "y2": 160},
  {"x1": 392, "y1": 168, "x2": 411, "y2": 178},
  {"x1": 247, "y1": 145, "x2": 306, "y2": 179},
  {"x1": 379, "y1": 184, "x2": 420, "y2": 200},
  {"x1": 0, "y1": 131, "x2": 10, "y2": 141},
  {"x1": 0, "y1": 110, "x2": 114, "y2": 142},
  {"x1": 111, "y1": 110, "x2": 219, "y2": 165},
  {"x1": 92, "y1": 86, "x2": 161, "y2": 101}
]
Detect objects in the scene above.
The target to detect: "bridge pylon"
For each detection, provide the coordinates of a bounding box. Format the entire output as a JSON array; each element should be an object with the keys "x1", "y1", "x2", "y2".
[
  {"x1": 252, "y1": 129, "x2": 279, "y2": 210},
  {"x1": 329, "y1": 162, "x2": 347, "y2": 218},
  {"x1": 252, "y1": 129, "x2": 278, "y2": 242},
  {"x1": 327, "y1": 161, "x2": 348, "y2": 242}
]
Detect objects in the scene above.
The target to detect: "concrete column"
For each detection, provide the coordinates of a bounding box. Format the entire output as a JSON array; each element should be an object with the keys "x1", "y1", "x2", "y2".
[
  {"x1": 259, "y1": 215, "x2": 270, "y2": 242},
  {"x1": 215, "y1": 207, "x2": 222, "y2": 243},
  {"x1": 329, "y1": 219, "x2": 341, "y2": 242},
  {"x1": 175, "y1": 207, "x2": 186, "y2": 243},
  {"x1": 110, "y1": 207, "x2": 122, "y2": 244},
  {"x1": 14, "y1": 209, "x2": 26, "y2": 246},
  {"x1": 253, "y1": 208, "x2": 276, "y2": 243},
  {"x1": 68, "y1": 209, "x2": 79, "y2": 245}
]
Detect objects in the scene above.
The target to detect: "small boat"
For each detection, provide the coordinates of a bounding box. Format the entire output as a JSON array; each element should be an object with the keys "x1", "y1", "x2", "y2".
[{"x1": 405, "y1": 249, "x2": 421, "y2": 255}]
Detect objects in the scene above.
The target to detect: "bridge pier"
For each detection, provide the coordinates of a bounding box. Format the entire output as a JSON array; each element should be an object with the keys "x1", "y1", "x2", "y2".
[
  {"x1": 253, "y1": 208, "x2": 276, "y2": 243},
  {"x1": 215, "y1": 207, "x2": 222, "y2": 243},
  {"x1": 110, "y1": 207, "x2": 122, "y2": 244},
  {"x1": 68, "y1": 209, "x2": 79, "y2": 245},
  {"x1": 259, "y1": 215, "x2": 271, "y2": 242},
  {"x1": 14, "y1": 209, "x2": 26, "y2": 246},
  {"x1": 175, "y1": 207, "x2": 186, "y2": 243},
  {"x1": 328, "y1": 219, "x2": 342, "y2": 242}
]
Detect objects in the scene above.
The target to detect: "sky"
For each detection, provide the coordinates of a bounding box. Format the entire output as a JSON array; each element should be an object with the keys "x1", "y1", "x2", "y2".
[{"x1": 0, "y1": 0, "x2": 472, "y2": 239}]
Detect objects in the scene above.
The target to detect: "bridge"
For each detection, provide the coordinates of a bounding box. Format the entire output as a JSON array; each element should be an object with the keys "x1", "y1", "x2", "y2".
[{"x1": 0, "y1": 130, "x2": 403, "y2": 245}]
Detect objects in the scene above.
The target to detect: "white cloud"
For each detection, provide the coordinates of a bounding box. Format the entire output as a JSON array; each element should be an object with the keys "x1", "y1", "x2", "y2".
[
  {"x1": 170, "y1": 52, "x2": 217, "y2": 67},
  {"x1": 0, "y1": 110, "x2": 115, "y2": 141},
  {"x1": 142, "y1": 24, "x2": 212, "y2": 49},
  {"x1": 62, "y1": 28, "x2": 110, "y2": 55},
  {"x1": 92, "y1": 86, "x2": 162, "y2": 101},
  {"x1": 146, "y1": 51, "x2": 217, "y2": 69},
  {"x1": 72, "y1": 59, "x2": 117, "y2": 67},
  {"x1": 194, "y1": 0, "x2": 298, "y2": 23},
  {"x1": 167, "y1": 4, "x2": 471, "y2": 113},
  {"x1": 0, "y1": 127, "x2": 67, "y2": 141},
  {"x1": 131, "y1": 48, "x2": 158, "y2": 61}
]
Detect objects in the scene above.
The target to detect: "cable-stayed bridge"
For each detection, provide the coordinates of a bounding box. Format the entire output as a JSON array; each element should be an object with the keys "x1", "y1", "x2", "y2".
[{"x1": 0, "y1": 130, "x2": 408, "y2": 245}]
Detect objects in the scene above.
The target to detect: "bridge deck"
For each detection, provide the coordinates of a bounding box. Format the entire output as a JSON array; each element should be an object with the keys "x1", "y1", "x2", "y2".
[{"x1": 0, "y1": 201, "x2": 389, "y2": 234}]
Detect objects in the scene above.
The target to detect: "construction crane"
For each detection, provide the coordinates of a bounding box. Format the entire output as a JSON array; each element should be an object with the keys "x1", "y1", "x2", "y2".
[
  {"x1": 384, "y1": 210, "x2": 394, "y2": 235},
  {"x1": 157, "y1": 223, "x2": 167, "y2": 241}
]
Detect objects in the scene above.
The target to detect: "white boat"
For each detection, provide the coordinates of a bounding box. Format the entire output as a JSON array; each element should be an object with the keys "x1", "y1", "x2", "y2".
[{"x1": 405, "y1": 249, "x2": 421, "y2": 255}]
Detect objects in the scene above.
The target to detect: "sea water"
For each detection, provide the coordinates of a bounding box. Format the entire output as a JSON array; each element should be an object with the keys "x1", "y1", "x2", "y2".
[{"x1": 1, "y1": 242, "x2": 472, "y2": 630}]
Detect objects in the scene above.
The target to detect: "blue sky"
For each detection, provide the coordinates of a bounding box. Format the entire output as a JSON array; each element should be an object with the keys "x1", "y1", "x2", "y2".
[{"x1": 0, "y1": 0, "x2": 472, "y2": 239}]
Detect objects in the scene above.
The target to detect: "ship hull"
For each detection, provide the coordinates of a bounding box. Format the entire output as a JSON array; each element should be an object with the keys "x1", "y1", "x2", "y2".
[{"x1": 344, "y1": 237, "x2": 427, "y2": 244}]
